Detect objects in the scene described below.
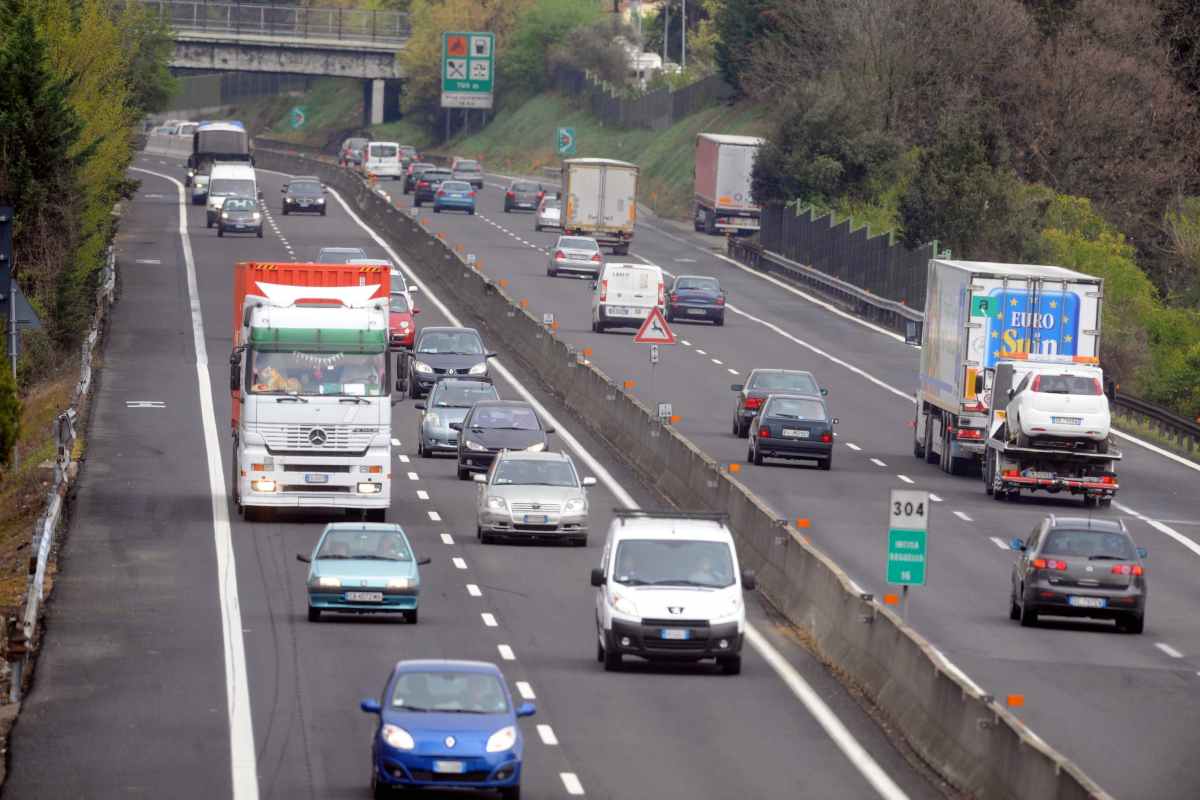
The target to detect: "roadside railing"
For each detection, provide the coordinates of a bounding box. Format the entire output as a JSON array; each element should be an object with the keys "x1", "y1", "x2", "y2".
[
  {"x1": 139, "y1": 0, "x2": 410, "y2": 45},
  {"x1": 5, "y1": 247, "x2": 116, "y2": 702},
  {"x1": 1111, "y1": 390, "x2": 1200, "y2": 456}
]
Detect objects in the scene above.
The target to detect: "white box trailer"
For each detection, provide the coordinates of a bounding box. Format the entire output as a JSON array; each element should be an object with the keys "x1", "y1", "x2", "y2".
[
  {"x1": 693, "y1": 133, "x2": 763, "y2": 235},
  {"x1": 561, "y1": 158, "x2": 639, "y2": 254},
  {"x1": 913, "y1": 259, "x2": 1103, "y2": 475}
]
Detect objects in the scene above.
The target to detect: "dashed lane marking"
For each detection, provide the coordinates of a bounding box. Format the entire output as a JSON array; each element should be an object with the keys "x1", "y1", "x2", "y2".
[
  {"x1": 560, "y1": 773, "x2": 585, "y2": 795},
  {"x1": 1156, "y1": 643, "x2": 1183, "y2": 659},
  {"x1": 452, "y1": 557, "x2": 467, "y2": 570},
  {"x1": 870, "y1": 458, "x2": 887, "y2": 467},
  {"x1": 416, "y1": 490, "x2": 430, "y2": 500},
  {"x1": 953, "y1": 511, "x2": 973, "y2": 522},
  {"x1": 989, "y1": 537, "x2": 1010, "y2": 550},
  {"x1": 428, "y1": 510, "x2": 441, "y2": 521},
  {"x1": 537, "y1": 725, "x2": 559, "y2": 746},
  {"x1": 897, "y1": 475, "x2": 914, "y2": 484},
  {"x1": 466, "y1": 583, "x2": 482, "y2": 597},
  {"x1": 845, "y1": 443, "x2": 861, "y2": 451},
  {"x1": 398, "y1": 454, "x2": 410, "y2": 463},
  {"x1": 497, "y1": 644, "x2": 515, "y2": 661},
  {"x1": 929, "y1": 494, "x2": 943, "y2": 502},
  {"x1": 407, "y1": 472, "x2": 419, "y2": 480},
  {"x1": 440, "y1": 533, "x2": 454, "y2": 545},
  {"x1": 515, "y1": 681, "x2": 535, "y2": 699},
  {"x1": 481, "y1": 613, "x2": 498, "y2": 627}
]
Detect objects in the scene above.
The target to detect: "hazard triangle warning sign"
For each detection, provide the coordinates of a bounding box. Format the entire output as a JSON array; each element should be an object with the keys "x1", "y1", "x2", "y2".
[{"x1": 634, "y1": 307, "x2": 676, "y2": 344}]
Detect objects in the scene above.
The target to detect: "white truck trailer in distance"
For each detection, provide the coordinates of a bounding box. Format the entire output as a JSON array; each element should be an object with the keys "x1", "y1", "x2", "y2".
[
  {"x1": 561, "y1": 158, "x2": 639, "y2": 255},
  {"x1": 693, "y1": 133, "x2": 764, "y2": 235}
]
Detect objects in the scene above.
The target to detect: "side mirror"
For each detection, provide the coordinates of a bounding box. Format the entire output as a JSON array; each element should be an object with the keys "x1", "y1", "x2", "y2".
[
  {"x1": 831, "y1": 418, "x2": 840, "y2": 425},
  {"x1": 545, "y1": 426, "x2": 556, "y2": 434},
  {"x1": 409, "y1": 285, "x2": 420, "y2": 293},
  {"x1": 590, "y1": 567, "x2": 604, "y2": 587},
  {"x1": 485, "y1": 352, "x2": 498, "y2": 359},
  {"x1": 417, "y1": 557, "x2": 432, "y2": 566},
  {"x1": 820, "y1": 388, "x2": 829, "y2": 396},
  {"x1": 1136, "y1": 547, "x2": 1148, "y2": 559},
  {"x1": 1007, "y1": 388, "x2": 1015, "y2": 399},
  {"x1": 280, "y1": 186, "x2": 287, "y2": 193},
  {"x1": 449, "y1": 422, "x2": 463, "y2": 431},
  {"x1": 1010, "y1": 538, "x2": 1025, "y2": 552},
  {"x1": 296, "y1": 554, "x2": 311, "y2": 563},
  {"x1": 741, "y1": 570, "x2": 757, "y2": 591},
  {"x1": 472, "y1": 473, "x2": 487, "y2": 483},
  {"x1": 412, "y1": 308, "x2": 421, "y2": 315},
  {"x1": 515, "y1": 702, "x2": 536, "y2": 718},
  {"x1": 731, "y1": 384, "x2": 744, "y2": 392},
  {"x1": 360, "y1": 698, "x2": 382, "y2": 714},
  {"x1": 414, "y1": 403, "x2": 426, "y2": 410},
  {"x1": 974, "y1": 374, "x2": 984, "y2": 394},
  {"x1": 582, "y1": 477, "x2": 597, "y2": 487}
]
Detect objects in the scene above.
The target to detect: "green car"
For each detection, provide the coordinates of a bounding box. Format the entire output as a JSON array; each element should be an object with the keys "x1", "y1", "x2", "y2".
[{"x1": 297, "y1": 523, "x2": 430, "y2": 623}]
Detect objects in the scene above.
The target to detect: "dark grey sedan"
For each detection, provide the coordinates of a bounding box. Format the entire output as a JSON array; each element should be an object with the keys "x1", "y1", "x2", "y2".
[
  {"x1": 731, "y1": 369, "x2": 826, "y2": 437},
  {"x1": 403, "y1": 162, "x2": 435, "y2": 194},
  {"x1": 1010, "y1": 517, "x2": 1147, "y2": 633},
  {"x1": 451, "y1": 400, "x2": 554, "y2": 480},
  {"x1": 281, "y1": 177, "x2": 326, "y2": 215},
  {"x1": 504, "y1": 180, "x2": 545, "y2": 213},
  {"x1": 398, "y1": 327, "x2": 495, "y2": 399},
  {"x1": 747, "y1": 394, "x2": 836, "y2": 469},
  {"x1": 452, "y1": 159, "x2": 485, "y2": 189},
  {"x1": 217, "y1": 197, "x2": 263, "y2": 238},
  {"x1": 415, "y1": 377, "x2": 500, "y2": 457},
  {"x1": 666, "y1": 275, "x2": 726, "y2": 325}
]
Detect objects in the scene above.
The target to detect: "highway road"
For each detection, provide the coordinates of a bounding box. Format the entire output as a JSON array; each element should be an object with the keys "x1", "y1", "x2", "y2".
[
  {"x1": 4, "y1": 152, "x2": 947, "y2": 800},
  {"x1": 328, "y1": 163, "x2": 1200, "y2": 800}
]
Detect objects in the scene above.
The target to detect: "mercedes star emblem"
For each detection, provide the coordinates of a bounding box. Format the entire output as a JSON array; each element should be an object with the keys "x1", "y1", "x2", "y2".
[
  {"x1": 308, "y1": 427, "x2": 328, "y2": 446},
  {"x1": 444, "y1": 736, "x2": 456, "y2": 748}
]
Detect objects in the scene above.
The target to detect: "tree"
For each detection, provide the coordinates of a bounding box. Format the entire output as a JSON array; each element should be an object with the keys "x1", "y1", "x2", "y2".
[
  {"x1": 0, "y1": 356, "x2": 18, "y2": 469},
  {"x1": 713, "y1": 0, "x2": 776, "y2": 93},
  {"x1": 501, "y1": 0, "x2": 602, "y2": 94},
  {"x1": 117, "y1": 0, "x2": 179, "y2": 115}
]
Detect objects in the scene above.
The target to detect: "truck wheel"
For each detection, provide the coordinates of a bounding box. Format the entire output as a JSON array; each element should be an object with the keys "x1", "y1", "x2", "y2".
[
  {"x1": 704, "y1": 209, "x2": 717, "y2": 235},
  {"x1": 1099, "y1": 497, "x2": 1112, "y2": 508},
  {"x1": 923, "y1": 414, "x2": 938, "y2": 465},
  {"x1": 1096, "y1": 438, "x2": 1109, "y2": 454},
  {"x1": 694, "y1": 207, "x2": 705, "y2": 232},
  {"x1": 983, "y1": 450, "x2": 994, "y2": 495},
  {"x1": 913, "y1": 412, "x2": 926, "y2": 459},
  {"x1": 1082, "y1": 494, "x2": 1098, "y2": 508}
]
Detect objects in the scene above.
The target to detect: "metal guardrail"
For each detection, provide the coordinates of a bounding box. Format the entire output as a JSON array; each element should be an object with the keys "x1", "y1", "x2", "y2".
[
  {"x1": 6, "y1": 247, "x2": 116, "y2": 702},
  {"x1": 726, "y1": 236, "x2": 1200, "y2": 455},
  {"x1": 139, "y1": 0, "x2": 410, "y2": 45}
]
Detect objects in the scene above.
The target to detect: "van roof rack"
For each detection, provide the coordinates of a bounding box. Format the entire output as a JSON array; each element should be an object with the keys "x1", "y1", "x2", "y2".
[{"x1": 612, "y1": 509, "x2": 728, "y2": 525}]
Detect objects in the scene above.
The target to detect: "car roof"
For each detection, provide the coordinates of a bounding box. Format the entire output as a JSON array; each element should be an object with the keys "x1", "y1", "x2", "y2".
[
  {"x1": 322, "y1": 522, "x2": 408, "y2": 535},
  {"x1": 674, "y1": 274, "x2": 718, "y2": 282},
  {"x1": 1047, "y1": 516, "x2": 1127, "y2": 533},
  {"x1": 603, "y1": 261, "x2": 661, "y2": 274},
  {"x1": 608, "y1": 514, "x2": 733, "y2": 543},
  {"x1": 764, "y1": 392, "x2": 825, "y2": 403},
  {"x1": 419, "y1": 326, "x2": 478, "y2": 335},
  {"x1": 320, "y1": 246, "x2": 365, "y2": 254},
  {"x1": 290, "y1": 175, "x2": 321, "y2": 183},
  {"x1": 210, "y1": 163, "x2": 255, "y2": 177},
  {"x1": 495, "y1": 450, "x2": 571, "y2": 463},
  {"x1": 394, "y1": 659, "x2": 502, "y2": 675},
  {"x1": 470, "y1": 400, "x2": 533, "y2": 410}
]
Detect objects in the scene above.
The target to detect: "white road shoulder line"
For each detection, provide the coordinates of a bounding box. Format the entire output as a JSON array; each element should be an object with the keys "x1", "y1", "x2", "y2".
[
  {"x1": 1113, "y1": 502, "x2": 1200, "y2": 558},
  {"x1": 1156, "y1": 642, "x2": 1183, "y2": 659}
]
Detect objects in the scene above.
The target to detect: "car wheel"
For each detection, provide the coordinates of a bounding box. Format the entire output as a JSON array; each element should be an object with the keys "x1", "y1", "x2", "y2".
[
  {"x1": 1082, "y1": 494, "x2": 1098, "y2": 508},
  {"x1": 547, "y1": 267, "x2": 557, "y2": 277},
  {"x1": 596, "y1": 638, "x2": 605, "y2": 663},
  {"x1": 746, "y1": 444, "x2": 754, "y2": 464},
  {"x1": 307, "y1": 606, "x2": 321, "y2": 623},
  {"x1": 572, "y1": 535, "x2": 588, "y2": 547},
  {"x1": 406, "y1": 609, "x2": 419, "y2": 624},
  {"x1": 923, "y1": 414, "x2": 938, "y2": 464},
  {"x1": 1099, "y1": 497, "x2": 1112, "y2": 508},
  {"x1": 534, "y1": 223, "x2": 542, "y2": 232},
  {"x1": 206, "y1": 217, "x2": 213, "y2": 229},
  {"x1": 1018, "y1": 592, "x2": 1038, "y2": 627},
  {"x1": 476, "y1": 525, "x2": 483, "y2": 542},
  {"x1": 737, "y1": 419, "x2": 749, "y2": 439},
  {"x1": 715, "y1": 314, "x2": 725, "y2": 327},
  {"x1": 732, "y1": 417, "x2": 740, "y2": 436},
  {"x1": 602, "y1": 642, "x2": 623, "y2": 672},
  {"x1": 282, "y1": 206, "x2": 288, "y2": 215},
  {"x1": 500, "y1": 784, "x2": 521, "y2": 800},
  {"x1": 665, "y1": 309, "x2": 674, "y2": 322},
  {"x1": 751, "y1": 441, "x2": 763, "y2": 466},
  {"x1": 820, "y1": 455, "x2": 832, "y2": 471},
  {"x1": 1119, "y1": 612, "x2": 1144, "y2": 634},
  {"x1": 217, "y1": 226, "x2": 224, "y2": 237},
  {"x1": 256, "y1": 227, "x2": 263, "y2": 239},
  {"x1": 434, "y1": 207, "x2": 441, "y2": 213},
  {"x1": 457, "y1": 465, "x2": 470, "y2": 481},
  {"x1": 320, "y1": 208, "x2": 326, "y2": 217},
  {"x1": 371, "y1": 769, "x2": 389, "y2": 800},
  {"x1": 718, "y1": 655, "x2": 742, "y2": 675},
  {"x1": 1009, "y1": 590, "x2": 1021, "y2": 621},
  {"x1": 414, "y1": 198, "x2": 422, "y2": 207}
]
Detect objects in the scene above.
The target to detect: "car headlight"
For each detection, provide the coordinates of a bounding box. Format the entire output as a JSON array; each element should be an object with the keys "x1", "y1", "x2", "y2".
[
  {"x1": 715, "y1": 594, "x2": 742, "y2": 619},
  {"x1": 465, "y1": 439, "x2": 486, "y2": 452},
  {"x1": 487, "y1": 496, "x2": 507, "y2": 511},
  {"x1": 413, "y1": 361, "x2": 433, "y2": 374},
  {"x1": 485, "y1": 725, "x2": 517, "y2": 753},
  {"x1": 423, "y1": 412, "x2": 441, "y2": 427},
  {"x1": 387, "y1": 577, "x2": 412, "y2": 590},
  {"x1": 316, "y1": 198, "x2": 325, "y2": 204},
  {"x1": 524, "y1": 442, "x2": 546, "y2": 453},
  {"x1": 381, "y1": 724, "x2": 415, "y2": 751},
  {"x1": 399, "y1": 321, "x2": 409, "y2": 329},
  {"x1": 187, "y1": 169, "x2": 195, "y2": 177},
  {"x1": 252, "y1": 212, "x2": 261, "y2": 221},
  {"x1": 221, "y1": 212, "x2": 229, "y2": 220},
  {"x1": 317, "y1": 576, "x2": 341, "y2": 588},
  {"x1": 468, "y1": 362, "x2": 488, "y2": 375},
  {"x1": 611, "y1": 591, "x2": 638, "y2": 617},
  {"x1": 564, "y1": 497, "x2": 586, "y2": 513}
]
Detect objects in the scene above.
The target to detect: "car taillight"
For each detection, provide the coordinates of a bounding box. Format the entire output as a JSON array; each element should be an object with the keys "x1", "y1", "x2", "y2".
[
  {"x1": 956, "y1": 427, "x2": 983, "y2": 440},
  {"x1": 744, "y1": 397, "x2": 763, "y2": 410},
  {"x1": 599, "y1": 280, "x2": 607, "y2": 302},
  {"x1": 1032, "y1": 558, "x2": 1067, "y2": 570},
  {"x1": 670, "y1": 293, "x2": 679, "y2": 303},
  {"x1": 591, "y1": 253, "x2": 602, "y2": 262},
  {"x1": 1101, "y1": 474, "x2": 1116, "y2": 485},
  {"x1": 716, "y1": 295, "x2": 725, "y2": 305},
  {"x1": 418, "y1": 181, "x2": 428, "y2": 188},
  {"x1": 1092, "y1": 377, "x2": 1103, "y2": 395},
  {"x1": 658, "y1": 283, "x2": 665, "y2": 306},
  {"x1": 758, "y1": 426, "x2": 771, "y2": 438},
  {"x1": 1031, "y1": 375, "x2": 1041, "y2": 391},
  {"x1": 468, "y1": 190, "x2": 476, "y2": 197},
  {"x1": 506, "y1": 191, "x2": 515, "y2": 198},
  {"x1": 436, "y1": 190, "x2": 444, "y2": 197},
  {"x1": 554, "y1": 250, "x2": 566, "y2": 260},
  {"x1": 538, "y1": 191, "x2": 545, "y2": 199},
  {"x1": 819, "y1": 431, "x2": 832, "y2": 443},
  {"x1": 1003, "y1": 469, "x2": 1019, "y2": 477},
  {"x1": 1112, "y1": 564, "x2": 1145, "y2": 576}
]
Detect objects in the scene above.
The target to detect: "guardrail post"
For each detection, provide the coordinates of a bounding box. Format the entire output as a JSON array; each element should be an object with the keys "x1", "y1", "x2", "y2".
[{"x1": 337, "y1": 6, "x2": 343, "y2": 40}]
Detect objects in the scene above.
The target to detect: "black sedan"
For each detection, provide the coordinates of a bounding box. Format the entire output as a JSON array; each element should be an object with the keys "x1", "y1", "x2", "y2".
[
  {"x1": 747, "y1": 394, "x2": 837, "y2": 469},
  {"x1": 731, "y1": 368, "x2": 826, "y2": 437},
  {"x1": 504, "y1": 180, "x2": 545, "y2": 212},
  {"x1": 397, "y1": 327, "x2": 495, "y2": 399},
  {"x1": 666, "y1": 275, "x2": 726, "y2": 325},
  {"x1": 281, "y1": 177, "x2": 327, "y2": 216},
  {"x1": 403, "y1": 162, "x2": 435, "y2": 194},
  {"x1": 217, "y1": 197, "x2": 263, "y2": 238},
  {"x1": 450, "y1": 400, "x2": 555, "y2": 480},
  {"x1": 412, "y1": 169, "x2": 453, "y2": 207}
]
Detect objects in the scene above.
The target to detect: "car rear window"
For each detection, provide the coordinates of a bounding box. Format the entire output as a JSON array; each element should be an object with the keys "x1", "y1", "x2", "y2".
[
  {"x1": 750, "y1": 371, "x2": 818, "y2": 394},
  {"x1": 1041, "y1": 529, "x2": 1135, "y2": 559},
  {"x1": 441, "y1": 181, "x2": 472, "y2": 192},
  {"x1": 559, "y1": 237, "x2": 598, "y2": 251},
  {"x1": 766, "y1": 397, "x2": 826, "y2": 420},
  {"x1": 542, "y1": 198, "x2": 561, "y2": 209},
  {"x1": 456, "y1": 160, "x2": 480, "y2": 170},
  {"x1": 676, "y1": 276, "x2": 719, "y2": 291},
  {"x1": 370, "y1": 144, "x2": 398, "y2": 158},
  {"x1": 513, "y1": 182, "x2": 539, "y2": 192},
  {"x1": 1031, "y1": 374, "x2": 1101, "y2": 395}
]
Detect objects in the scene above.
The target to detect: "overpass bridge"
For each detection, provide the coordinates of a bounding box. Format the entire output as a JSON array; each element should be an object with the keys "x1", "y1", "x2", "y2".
[{"x1": 141, "y1": 0, "x2": 409, "y2": 123}]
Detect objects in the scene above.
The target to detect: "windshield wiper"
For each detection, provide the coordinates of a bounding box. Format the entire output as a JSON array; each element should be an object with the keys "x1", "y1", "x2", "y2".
[
  {"x1": 339, "y1": 397, "x2": 370, "y2": 405},
  {"x1": 354, "y1": 554, "x2": 410, "y2": 561},
  {"x1": 437, "y1": 708, "x2": 489, "y2": 714},
  {"x1": 649, "y1": 579, "x2": 722, "y2": 588},
  {"x1": 1087, "y1": 554, "x2": 1124, "y2": 561},
  {"x1": 316, "y1": 554, "x2": 351, "y2": 560},
  {"x1": 773, "y1": 413, "x2": 801, "y2": 419},
  {"x1": 392, "y1": 704, "x2": 431, "y2": 712},
  {"x1": 615, "y1": 578, "x2": 649, "y2": 586},
  {"x1": 276, "y1": 395, "x2": 309, "y2": 403}
]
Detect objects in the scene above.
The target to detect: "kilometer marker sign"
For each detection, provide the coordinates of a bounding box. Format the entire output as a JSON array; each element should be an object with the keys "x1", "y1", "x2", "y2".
[{"x1": 887, "y1": 489, "x2": 928, "y2": 586}]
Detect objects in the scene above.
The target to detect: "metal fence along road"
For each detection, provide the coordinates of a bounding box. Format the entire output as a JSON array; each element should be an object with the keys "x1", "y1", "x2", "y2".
[
  {"x1": 139, "y1": 0, "x2": 410, "y2": 44},
  {"x1": 554, "y1": 67, "x2": 734, "y2": 131}
]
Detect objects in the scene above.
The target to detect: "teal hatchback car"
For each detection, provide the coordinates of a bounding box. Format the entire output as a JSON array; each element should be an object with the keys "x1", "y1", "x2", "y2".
[{"x1": 297, "y1": 523, "x2": 431, "y2": 623}]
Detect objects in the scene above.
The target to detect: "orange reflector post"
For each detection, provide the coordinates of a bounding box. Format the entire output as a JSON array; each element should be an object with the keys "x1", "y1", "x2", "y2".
[
  {"x1": 623, "y1": 379, "x2": 636, "y2": 389},
  {"x1": 1006, "y1": 694, "x2": 1025, "y2": 708},
  {"x1": 473, "y1": 262, "x2": 482, "y2": 271},
  {"x1": 796, "y1": 518, "x2": 811, "y2": 529},
  {"x1": 519, "y1": 298, "x2": 529, "y2": 309},
  {"x1": 436, "y1": 232, "x2": 445, "y2": 240},
  {"x1": 455, "y1": 244, "x2": 464, "y2": 252},
  {"x1": 551, "y1": 321, "x2": 560, "y2": 331},
  {"x1": 669, "y1": 415, "x2": 681, "y2": 424},
  {"x1": 728, "y1": 463, "x2": 741, "y2": 473},
  {"x1": 583, "y1": 347, "x2": 593, "y2": 357},
  {"x1": 883, "y1": 594, "x2": 899, "y2": 606}
]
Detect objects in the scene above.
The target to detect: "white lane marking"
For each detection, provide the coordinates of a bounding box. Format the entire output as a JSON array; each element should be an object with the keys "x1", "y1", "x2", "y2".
[
  {"x1": 407, "y1": 472, "x2": 419, "y2": 480},
  {"x1": 466, "y1": 583, "x2": 482, "y2": 597},
  {"x1": 537, "y1": 724, "x2": 559, "y2": 746},
  {"x1": 845, "y1": 443, "x2": 862, "y2": 451},
  {"x1": 929, "y1": 646, "x2": 987, "y2": 696},
  {"x1": 416, "y1": 490, "x2": 430, "y2": 500},
  {"x1": 560, "y1": 773, "x2": 585, "y2": 795},
  {"x1": 870, "y1": 458, "x2": 887, "y2": 467},
  {"x1": 929, "y1": 494, "x2": 943, "y2": 503},
  {"x1": 497, "y1": 644, "x2": 515, "y2": 661},
  {"x1": 989, "y1": 537, "x2": 1011, "y2": 550},
  {"x1": 1156, "y1": 643, "x2": 1184, "y2": 659},
  {"x1": 481, "y1": 612, "x2": 498, "y2": 627},
  {"x1": 131, "y1": 167, "x2": 258, "y2": 800},
  {"x1": 134, "y1": 258, "x2": 161, "y2": 264},
  {"x1": 681, "y1": 339, "x2": 691, "y2": 346},
  {"x1": 1110, "y1": 429, "x2": 1200, "y2": 474},
  {"x1": 398, "y1": 454, "x2": 410, "y2": 463},
  {"x1": 953, "y1": 511, "x2": 973, "y2": 522},
  {"x1": 897, "y1": 475, "x2": 914, "y2": 484},
  {"x1": 390, "y1": 438, "x2": 401, "y2": 446},
  {"x1": 695, "y1": 349, "x2": 708, "y2": 355},
  {"x1": 440, "y1": 533, "x2": 454, "y2": 545},
  {"x1": 314, "y1": 169, "x2": 908, "y2": 797},
  {"x1": 452, "y1": 557, "x2": 467, "y2": 570},
  {"x1": 515, "y1": 681, "x2": 535, "y2": 699},
  {"x1": 728, "y1": 368, "x2": 739, "y2": 375},
  {"x1": 711, "y1": 358, "x2": 724, "y2": 365},
  {"x1": 1114, "y1": 502, "x2": 1200, "y2": 559},
  {"x1": 428, "y1": 510, "x2": 441, "y2": 521},
  {"x1": 746, "y1": 627, "x2": 909, "y2": 800}
]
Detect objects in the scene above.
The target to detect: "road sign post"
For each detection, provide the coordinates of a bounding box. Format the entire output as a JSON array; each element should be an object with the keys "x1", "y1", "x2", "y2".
[
  {"x1": 556, "y1": 127, "x2": 576, "y2": 157},
  {"x1": 886, "y1": 489, "x2": 929, "y2": 620},
  {"x1": 441, "y1": 32, "x2": 495, "y2": 110}
]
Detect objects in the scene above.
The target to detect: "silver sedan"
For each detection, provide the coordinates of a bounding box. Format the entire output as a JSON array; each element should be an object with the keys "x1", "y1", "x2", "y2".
[
  {"x1": 534, "y1": 197, "x2": 561, "y2": 231},
  {"x1": 547, "y1": 236, "x2": 602, "y2": 278},
  {"x1": 474, "y1": 451, "x2": 595, "y2": 545}
]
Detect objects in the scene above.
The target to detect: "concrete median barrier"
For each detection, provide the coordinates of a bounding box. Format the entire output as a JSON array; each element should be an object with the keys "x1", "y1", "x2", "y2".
[{"x1": 249, "y1": 146, "x2": 1111, "y2": 800}]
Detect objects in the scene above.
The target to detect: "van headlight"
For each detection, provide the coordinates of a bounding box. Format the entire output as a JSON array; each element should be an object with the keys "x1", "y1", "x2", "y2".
[
  {"x1": 715, "y1": 594, "x2": 742, "y2": 620},
  {"x1": 465, "y1": 439, "x2": 486, "y2": 451},
  {"x1": 252, "y1": 212, "x2": 261, "y2": 221},
  {"x1": 611, "y1": 591, "x2": 638, "y2": 616}
]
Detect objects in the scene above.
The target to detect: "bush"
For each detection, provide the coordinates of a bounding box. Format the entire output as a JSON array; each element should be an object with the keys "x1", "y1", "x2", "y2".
[
  {"x1": 0, "y1": 341, "x2": 19, "y2": 468},
  {"x1": 502, "y1": 0, "x2": 602, "y2": 94}
]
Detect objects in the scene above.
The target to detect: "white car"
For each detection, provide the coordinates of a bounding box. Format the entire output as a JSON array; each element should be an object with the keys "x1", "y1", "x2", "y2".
[
  {"x1": 534, "y1": 196, "x2": 561, "y2": 231},
  {"x1": 1007, "y1": 365, "x2": 1111, "y2": 450},
  {"x1": 590, "y1": 510, "x2": 755, "y2": 675},
  {"x1": 473, "y1": 450, "x2": 595, "y2": 545}
]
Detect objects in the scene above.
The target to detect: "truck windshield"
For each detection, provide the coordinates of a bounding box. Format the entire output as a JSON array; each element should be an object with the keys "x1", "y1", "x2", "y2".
[
  {"x1": 248, "y1": 350, "x2": 387, "y2": 397},
  {"x1": 210, "y1": 179, "x2": 255, "y2": 198},
  {"x1": 613, "y1": 540, "x2": 735, "y2": 588}
]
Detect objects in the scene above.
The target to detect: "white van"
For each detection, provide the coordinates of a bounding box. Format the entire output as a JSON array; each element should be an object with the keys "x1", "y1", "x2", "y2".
[
  {"x1": 590, "y1": 510, "x2": 754, "y2": 675},
  {"x1": 206, "y1": 163, "x2": 259, "y2": 227},
  {"x1": 591, "y1": 261, "x2": 665, "y2": 333},
  {"x1": 362, "y1": 141, "x2": 403, "y2": 180}
]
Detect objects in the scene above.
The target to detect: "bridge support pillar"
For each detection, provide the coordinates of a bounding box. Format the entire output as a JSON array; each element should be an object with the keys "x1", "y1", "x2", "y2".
[
  {"x1": 363, "y1": 78, "x2": 405, "y2": 128},
  {"x1": 368, "y1": 79, "x2": 386, "y2": 126}
]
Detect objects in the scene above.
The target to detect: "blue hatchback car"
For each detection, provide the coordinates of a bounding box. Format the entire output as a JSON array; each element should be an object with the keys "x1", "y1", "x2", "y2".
[
  {"x1": 433, "y1": 180, "x2": 477, "y2": 215},
  {"x1": 361, "y1": 660, "x2": 535, "y2": 799}
]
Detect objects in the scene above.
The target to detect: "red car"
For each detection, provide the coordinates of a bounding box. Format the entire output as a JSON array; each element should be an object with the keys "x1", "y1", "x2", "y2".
[{"x1": 389, "y1": 291, "x2": 419, "y2": 349}]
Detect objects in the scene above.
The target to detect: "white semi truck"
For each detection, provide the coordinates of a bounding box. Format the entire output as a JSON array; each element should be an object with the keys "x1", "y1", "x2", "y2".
[
  {"x1": 693, "y1": 133, "x2": 763, "y2": 235},
  {"x1": 230, "y1": 261, "x2": 393, "y2": 522}
]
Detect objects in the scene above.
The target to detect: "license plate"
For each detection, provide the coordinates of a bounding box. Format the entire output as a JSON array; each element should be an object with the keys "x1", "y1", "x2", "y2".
[
  {"x1": 782, "y1": 429, "x2": 810, "y2": 439},
  {"x1": 660, "y1": 628, "x2": 690, "y2": 640},
  {"x1": 1069, "y1": 596, "x2": 1106, "y2": 608},
  {"x1": 305, "y1": 473, "x2": 329, "y2": 484},
  {"x1": 345, "y1": 591, "x2": 383, "y2": 602},
  {"x1": 523, "y1": 515, "x2": 548, "y2": 523},
  {"x1": 433, "y1": 760, "x2": 465, "y2": 774},
  {"x1": 299, "y1": 200, "x2": 311, "y2": 206},
  {"x1": 1052, "y1": 416, "x2": 1083, "y2": 425},
  {"x1": 687, "y1": 308, "x2": 706, "y2": 315},
  {"x1": 1029, "y1": 471, "x2": 1056, "y2": 480}
]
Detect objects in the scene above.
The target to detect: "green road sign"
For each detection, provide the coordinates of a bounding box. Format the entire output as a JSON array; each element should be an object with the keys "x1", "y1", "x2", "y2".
[
  {"x1": 887, "y1": 529, "x2": 927, "y2": 585},
  {"x1": 289, "y1": 106, "x2": 306, "y2": 130},
  {"x1": 970, "y1": 295, "x2": 993, "y2": 317},
  {"x1": 556, "y1": 127, "x2": 576, "y2": 157},
  {"x1": 442, "y1": 31, "x2": 494, "y2": 110}
]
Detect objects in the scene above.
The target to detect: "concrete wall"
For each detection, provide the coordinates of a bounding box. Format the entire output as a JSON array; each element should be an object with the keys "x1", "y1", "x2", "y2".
[{"x1": 247, "y1": 145, "x2": 1116, "y2": 800}]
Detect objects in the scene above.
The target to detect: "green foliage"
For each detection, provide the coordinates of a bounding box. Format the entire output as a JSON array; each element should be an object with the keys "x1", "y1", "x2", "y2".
[
  {"x1": 712, "y1": 0, "x2": 772, "y2": 94},
  {"x1": 0, "y1": 352, "x2": 19, "y2": 468},
  {"x1": 501, "y1": 0, "x2": 602, "y2": 94},
  {"x1": 1164, "y1": 196, "x2": 1200, "y2": 305},
  {"x1": 118, "y1": 1, "x2": 178, "y2": 115}
]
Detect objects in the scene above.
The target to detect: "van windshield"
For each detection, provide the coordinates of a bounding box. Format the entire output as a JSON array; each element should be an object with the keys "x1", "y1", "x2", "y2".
[
  {"x1": 370, "y1": 144, "x2": 398, "y2": 158},
  {"x1": 612, "y1": 540, "x2": 735, "y2": 588},
  {"x1": 210, "y1": 179, "x2": 255, "y2": 197}
]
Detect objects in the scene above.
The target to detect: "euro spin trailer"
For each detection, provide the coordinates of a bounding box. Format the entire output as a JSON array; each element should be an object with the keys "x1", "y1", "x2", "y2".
[{"x1": 913, "y1": 259, "x2": 1103, "y2": 476}]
